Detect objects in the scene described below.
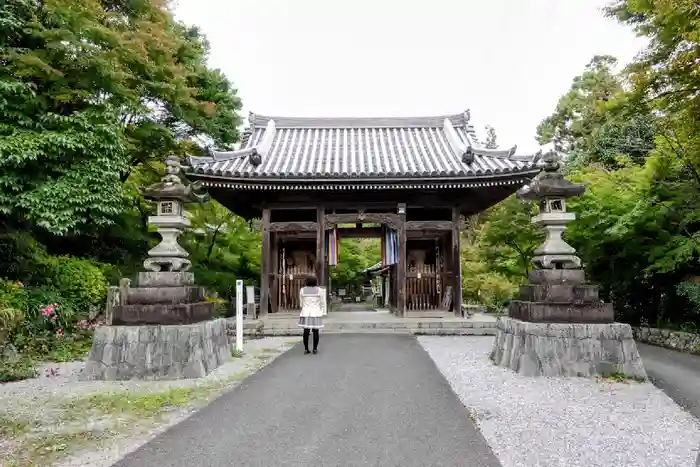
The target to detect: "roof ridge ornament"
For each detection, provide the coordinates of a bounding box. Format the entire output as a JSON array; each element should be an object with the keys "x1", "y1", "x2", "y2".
[
  {"x1": 200, "y1": 119, "x2": 277, "y2": 167},
  {"x1": 442, "y1": 118, "x2": 474, "y2": 164}
]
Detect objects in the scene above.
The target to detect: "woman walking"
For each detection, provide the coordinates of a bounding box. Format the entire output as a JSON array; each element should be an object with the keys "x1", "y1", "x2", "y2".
[{"x1": 298, "y1": 275, "x2": 326, "y2": 354}]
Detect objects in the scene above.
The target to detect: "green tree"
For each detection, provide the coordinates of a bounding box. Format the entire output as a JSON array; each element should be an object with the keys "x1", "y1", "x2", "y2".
[
  {"x1": 0, "y1": 0, "x2": 242, "y2": 235},
  {"x1": 330, "y1": 239, "x2": 381, "y2": 290}
]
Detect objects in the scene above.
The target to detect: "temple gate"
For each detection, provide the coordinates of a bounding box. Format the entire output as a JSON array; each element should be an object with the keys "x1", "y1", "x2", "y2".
[{"x1": 186, "y1": 110, "x2": 541, "y2": 317}]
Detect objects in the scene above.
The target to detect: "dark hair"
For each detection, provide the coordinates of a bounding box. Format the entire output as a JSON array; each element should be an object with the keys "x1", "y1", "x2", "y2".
[{"x1": 305, "y1": 275, "x2": 318, "y2": 287}]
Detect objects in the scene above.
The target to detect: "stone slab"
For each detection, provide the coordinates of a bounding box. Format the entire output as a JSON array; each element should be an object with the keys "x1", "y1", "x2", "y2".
[
  {"x1": 112, "y1": 301, "x2": 215, "y2": 326},
  {"x1": 528, "y1": 269, "x2": 586, "y2": 285},
  {"x1": 125, "y1": 286, "x2": 207, "y2": 305},
  {"x1": 80, "y1": 319, "x2": 231, "y2": 381},
  {"x1": 489, "y1": 317, "x2": 647, "y2": 379},
  {"x1": 137, "y1": 271, "x2": 195, "y2": 287},
  {"x1": 508, "y1": 300, "x2": 614, "y2": 323},
  {"x1": 245, "y1": 319, "x2": 498, "y2": 336},
  {"x1": 519, "y1": 283, "x2": 599, "y2": 303}
]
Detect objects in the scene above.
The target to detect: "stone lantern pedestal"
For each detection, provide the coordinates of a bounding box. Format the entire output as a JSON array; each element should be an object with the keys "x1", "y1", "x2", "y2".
[
  {"x1": 81, "y1": 157, "x2": 230, "y2": 381},
  {"x1": 489, "y1": 152, "x2": 646, "y2": 379}
]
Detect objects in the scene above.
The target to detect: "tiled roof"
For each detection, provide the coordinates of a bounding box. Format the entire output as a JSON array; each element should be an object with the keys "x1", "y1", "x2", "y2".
[{"x1": 186, "y1": 112, "x2": 541, "y2": 184}]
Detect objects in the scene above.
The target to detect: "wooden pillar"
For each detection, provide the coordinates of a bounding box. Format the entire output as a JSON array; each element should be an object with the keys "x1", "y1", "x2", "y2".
[
  {"x1": 271, "y1": 233, "x2": 279, "y2": 315},
  {"x1": 260, "y1": 207, "x2": 271, "y2": 317},
  {"x1": 452, "y1": 207, "x2": 463, "y2": 317},
  {"x1": 396, "y1": 204, "x2": 407, "y2": 317},
  {"x1": 316, "y1": 206, "x2": 326, "y2": 286}
]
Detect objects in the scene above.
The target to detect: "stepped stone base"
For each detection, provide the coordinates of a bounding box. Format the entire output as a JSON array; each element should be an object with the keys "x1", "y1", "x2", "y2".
[
  {"x1": 81, "y1": 318, "x2": 231, "y2": 381},
  {"x1": 490, "y1": 317, "x2": 647, "y2": 379},
  {"x1": 112, "y1": 301, "x2": 214, "y2": 326}
]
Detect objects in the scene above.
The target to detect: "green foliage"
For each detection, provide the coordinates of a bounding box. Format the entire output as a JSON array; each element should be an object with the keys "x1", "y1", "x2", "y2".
[
  {"x1": 40, "y1": 256, "x2": 107, "y2": 313},
  {"x1": 480, "y1": 196, "x2": 541, "y2": 278},
  {"x1": 184, "y1": 201, "x2": 262, "y2": 298},
  {"x1": 460, "y1": 217, "x2": 522, "y2": 310},
  {"x1": 330, "y1": 238, "x2": 381, "y2": 289},
  {"x1": 676, "y1": 282, "x2": 700, "y2": 313},
  {"x1": 0, "y1": 0, "x2": 242, "y2": 235},
  {"x1": 0, "y1": 279, "x2": 26, "y2": 350},
  {"x1": 0, "y1": 357, "x2": 38, "y2": 383}
]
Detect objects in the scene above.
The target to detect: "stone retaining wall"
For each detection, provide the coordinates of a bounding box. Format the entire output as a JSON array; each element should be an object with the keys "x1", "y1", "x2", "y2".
[
  {"x1": 632, "y1": 326, "x2": 700, "y2": 355},
  {"x1": 81, "y1": 318, "x2": 231, "y2": 380},
  {"x1": 490, "y1": 317, "x2": 646, "y2": 378}
]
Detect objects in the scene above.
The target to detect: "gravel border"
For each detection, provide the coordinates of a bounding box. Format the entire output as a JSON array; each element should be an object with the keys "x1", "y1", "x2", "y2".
[
  {"x1": 419, "y1": 336, "x2": 700, "y2": 467},
  {"x1": 1, "y1": 337, "x2": 297, "y2": 467}
]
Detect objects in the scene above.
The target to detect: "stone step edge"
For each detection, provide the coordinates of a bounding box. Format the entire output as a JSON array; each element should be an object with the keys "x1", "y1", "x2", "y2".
[
  {"x1": 259, "y1": 323, "x2": 498, "y2": 329},
  {"x1": 244, "y1": 328, "x2": 497, "y2": 336}
]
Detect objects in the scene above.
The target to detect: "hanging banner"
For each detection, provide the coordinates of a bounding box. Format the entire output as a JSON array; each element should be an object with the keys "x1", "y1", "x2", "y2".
[
  {"x1": 382, "y1": 227, "x2": 398, "y2": 266},
  {"x1": 327, "y1": 228, "x2": 340, "y2": 266}
]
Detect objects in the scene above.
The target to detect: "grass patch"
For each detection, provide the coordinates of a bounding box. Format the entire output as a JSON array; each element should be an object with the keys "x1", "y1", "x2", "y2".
[
  {"x1": 5, "y1": 429, "x2": 114, "y2": 467},
  {"x1": 598, "y1": 372, "x2": 646, "y2": 383},
  {"x1": 259, "y1": 347, "x2": 279, "y2": 354},
  {"x1": 231, "y1": 347, "x2": 245, "y2": 358},
  {"x1": 43, "y1": 332, "x2": 93, "y2": 362},
  {"x1": 60, "y1": 387, "x2": 206, "y2": 421},
  {"x1": 0, "y1": 331, "x2": 93, "y2": 383},
  {"x1": 0, "y1": 357, "x2": 38, "y2": 382},
  {"x1": 0, "y1": 416, "x2": 36, "y2": 437}
]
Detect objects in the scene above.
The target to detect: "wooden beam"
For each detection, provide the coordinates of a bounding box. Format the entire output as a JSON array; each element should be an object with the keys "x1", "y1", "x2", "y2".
[
  {"x1": 405, "y1": 220, "x2": 453, "y2": 230},
  {"x1": 325, "y1": 212, "x2": 400, "y2": 229},
  {"x1": 336, "y1": 227, "x2": 382, "y2": 238},
  {"x1": 276, "y1": 231, "x2": 316, "y2": 239},
  {"x1": 269, "y1": 221, "x2": 317, "y2": 232},
  {"x1": 452, "y1": 207, "x2": 463, "y2": 317},
  {"x1": 260, "y1": 207, "x2": 271, "y2": 317},
  {"x1": 316, "y1": 206, "x2": 326, "y2": 287}
]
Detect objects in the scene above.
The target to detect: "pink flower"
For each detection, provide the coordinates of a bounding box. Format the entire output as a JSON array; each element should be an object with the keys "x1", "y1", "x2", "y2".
[
  {"x1": 41, "y1": 303, "x2": 56, "y2": 317},
  {"x1": 15, "y1": 282, "x2": 24, "y2": 287},
  {"x1": 56, "y1": 328, "x2": 63, "y2": 339}
]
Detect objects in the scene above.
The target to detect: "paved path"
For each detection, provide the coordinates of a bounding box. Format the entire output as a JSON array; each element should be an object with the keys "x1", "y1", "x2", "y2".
[
  {"x1": 113, "y1": 335, "x2": 499, "y2": 467},
  {"x1": 638, "y1": 343, "x2": 700, "y2": 420}
]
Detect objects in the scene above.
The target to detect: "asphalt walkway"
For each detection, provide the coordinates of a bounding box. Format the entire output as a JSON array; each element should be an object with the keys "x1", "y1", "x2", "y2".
[
  {"x1": 638, "y1": 343, "x2": 700, "y2": 420},
  {"x1": 112, "y1": 334, "x2": 499, "y2": 467}
]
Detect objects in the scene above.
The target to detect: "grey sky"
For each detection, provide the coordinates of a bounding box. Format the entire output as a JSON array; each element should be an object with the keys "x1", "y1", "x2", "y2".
[{"x1": 173, "y1": 0, "x2": 646, "y2": 154}]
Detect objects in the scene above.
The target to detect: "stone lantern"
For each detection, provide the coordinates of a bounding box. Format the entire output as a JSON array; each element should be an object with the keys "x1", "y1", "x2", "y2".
[
  {"x1": 518, "y1": 150, "x2": 584, "y2": 270},
  {"x1": 489, "y1": 150, "x2": 647, "y2": 379},
  {"x1": 140, "y1": 155, "x2": 208, "y2": 273},
  {"x1": 81, "y1": 156, "x2": 231, "y2": 381}
]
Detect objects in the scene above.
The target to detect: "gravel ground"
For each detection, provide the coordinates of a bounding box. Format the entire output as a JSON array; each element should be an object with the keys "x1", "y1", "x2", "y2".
[
  {"x1": 418, "y1": 336, "x2": 700, "y2": 467},
  {"x1": 0, "y1": 337, "x2": 296, "y2": 467}
]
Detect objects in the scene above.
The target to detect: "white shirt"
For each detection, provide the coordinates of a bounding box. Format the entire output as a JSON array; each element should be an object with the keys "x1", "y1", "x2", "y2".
[{"x1": 299, "y1": 286, "x2": 327, "y2": 318}]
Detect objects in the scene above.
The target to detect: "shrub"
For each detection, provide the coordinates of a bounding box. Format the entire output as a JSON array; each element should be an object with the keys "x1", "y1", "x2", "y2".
[
  {"x1": 462, "y1": 269, "x2": 518, "y2": 312},
  {"x1": 11, "y1": 286, "x2": 76, "y2": 355},
  {"x1": 0, "y1": 233, "x2": 48, "y2": 284},
  {"x1": 0, "y1": 280, "x2": 27, "y2": 350},
  {"x1": 40, "y1": 256, "x2": 108, "y2": 315},
  {"x1": 0, "y1": 358, "x2": 37, "y2": 382}
]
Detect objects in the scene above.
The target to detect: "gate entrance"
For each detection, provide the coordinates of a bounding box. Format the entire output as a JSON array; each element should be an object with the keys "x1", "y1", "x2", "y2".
[{"x1": 186, "y1": 110, "x2": 541, "y2": 317}]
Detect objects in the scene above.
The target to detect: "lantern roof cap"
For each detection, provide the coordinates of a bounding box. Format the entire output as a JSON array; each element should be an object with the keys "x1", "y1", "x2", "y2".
[
  {"x1": 140, "y1": 156, "x2": 209, "y2": 203},
  {"x1": 517, "y1": 151, "x2": 585, "y2": 201}
]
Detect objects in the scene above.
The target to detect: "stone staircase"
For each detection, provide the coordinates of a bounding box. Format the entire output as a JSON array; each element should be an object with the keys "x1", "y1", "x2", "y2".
[{"x1": 227, "y1": 311, "x2": 498, "y2": 337}]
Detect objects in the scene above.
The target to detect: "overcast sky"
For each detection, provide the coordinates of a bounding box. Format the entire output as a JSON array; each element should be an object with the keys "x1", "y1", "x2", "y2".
[{"x1": 173, "y1": 0, "x2": 647, "y2": 154}]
